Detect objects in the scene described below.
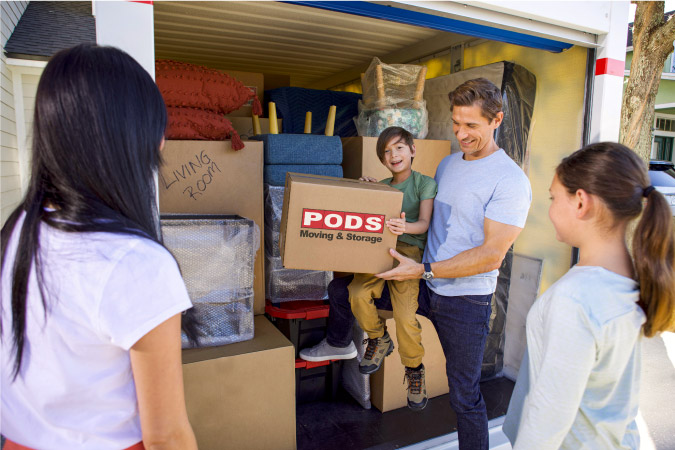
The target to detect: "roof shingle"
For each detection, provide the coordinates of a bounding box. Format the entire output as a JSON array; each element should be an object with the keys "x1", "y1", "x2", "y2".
[{"x1": 4, "y1": 1, "x2": 95, "y2": 60}]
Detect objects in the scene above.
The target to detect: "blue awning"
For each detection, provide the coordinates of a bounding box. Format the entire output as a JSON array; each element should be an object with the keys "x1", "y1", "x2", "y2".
[{"x1": 285, "y1": 1, "x2": 573, "y2": 53}]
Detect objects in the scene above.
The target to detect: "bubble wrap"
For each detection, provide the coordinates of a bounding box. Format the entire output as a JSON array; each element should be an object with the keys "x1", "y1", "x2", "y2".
[
  {"x1": 160, "y1": 215, "x2": 260, "y2": 348},
  {"x1": 265, "y1": 255, "x2": 332, "y2": 302},
  {"x1": 340, "y1": 321, "x2": 371, "y2": 409},
  {"x1": 264, "y1": 184, "x2": 333, "y2": 302}
]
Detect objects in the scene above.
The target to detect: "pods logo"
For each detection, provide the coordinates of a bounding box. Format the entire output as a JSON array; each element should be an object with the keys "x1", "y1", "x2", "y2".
[{"x1": 301, "y1": 209, "x2": 385, "y2": 233}]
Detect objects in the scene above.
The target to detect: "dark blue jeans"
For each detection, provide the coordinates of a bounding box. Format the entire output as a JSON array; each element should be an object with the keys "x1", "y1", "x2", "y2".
[{"x1": 326, "y1": 275, "x2": 492, "y2": 450}]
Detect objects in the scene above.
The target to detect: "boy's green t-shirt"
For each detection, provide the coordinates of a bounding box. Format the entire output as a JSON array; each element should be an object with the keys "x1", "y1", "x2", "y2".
[{"x1": 381, "y1": 170, "x2": 438, "y2": 250}]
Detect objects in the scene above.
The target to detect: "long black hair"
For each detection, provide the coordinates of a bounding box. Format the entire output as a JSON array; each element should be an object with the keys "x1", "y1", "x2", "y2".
[{"x1": 1, "y1": 44, "x2": 196, "y2": 379}]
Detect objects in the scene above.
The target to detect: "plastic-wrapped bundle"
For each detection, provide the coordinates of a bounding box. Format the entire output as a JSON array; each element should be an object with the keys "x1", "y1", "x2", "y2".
[
  {"x1": 265, "y1": 255, "x2": 332, "y2": 302},
  {"x1": 481, "y1": 248, "x2": 513, "y2": 380},
  {"x1": 264, "y1": 184, "x2": 284, "y2": 258},
  {"x1": 340, "y1": 320, "x2": 371, "y2": 409},
  {"x1": 424, "y1": 61, "x2": 536, "y2": 169},
  {"x1": 160, "y1": 215, "x2": 260, "y2": 348},
  {"x1": 355, "y1": 106, "x2": 428, "y2": 139},
  {"x1": 355, "y1": 57, "x2": 429, "y2": 139}
]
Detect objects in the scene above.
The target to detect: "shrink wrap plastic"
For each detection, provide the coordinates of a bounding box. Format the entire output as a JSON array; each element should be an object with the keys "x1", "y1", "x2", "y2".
[{"x1": 355, "y1": 57, "x2": 428, "y2": 138}]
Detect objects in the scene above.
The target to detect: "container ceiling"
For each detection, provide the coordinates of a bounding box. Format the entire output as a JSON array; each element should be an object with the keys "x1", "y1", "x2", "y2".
[{"x1": 153, "y1": 1, "x2": 466, "y2": 89}]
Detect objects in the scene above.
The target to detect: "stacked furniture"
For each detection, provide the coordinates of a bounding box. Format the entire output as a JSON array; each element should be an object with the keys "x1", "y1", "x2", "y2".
[{"x1": 255, "y1": 133, "x2": 343, "y2": 302}]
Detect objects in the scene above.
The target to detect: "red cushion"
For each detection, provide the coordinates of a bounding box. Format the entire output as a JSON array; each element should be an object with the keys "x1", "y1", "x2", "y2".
[
  {"x1": 166, "y1": 107, "x2": 244, "y2": 150},
  {"x1": 156, "y1": 60, "x2": 262, "y2": 116}
]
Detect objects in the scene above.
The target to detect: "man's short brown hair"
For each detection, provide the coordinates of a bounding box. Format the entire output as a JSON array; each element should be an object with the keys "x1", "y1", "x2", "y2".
[{"x1": 448, "y1": 78, "x2": 502, "y2": 122}]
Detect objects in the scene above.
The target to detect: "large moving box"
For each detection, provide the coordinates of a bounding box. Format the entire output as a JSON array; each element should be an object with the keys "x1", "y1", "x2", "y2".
[
  {"x1": 280, "y1": 173, "x2": 403, "y2": 274},
  {"x1": 342, "y1": 137, "x2": 451, "y2": 181},
  {"x1": 158, "y1": 140, "x2": 266, "y2": 315},
  {"x1": 182, "y1": 316, "x2": 295, "y2": 450},
  {"x1": 222, "y1": 70, "x2": 264, "y2": 117},
  {"x1": 226, "y1": 117, "x2": 282, "y2": 141},
  {"x1": 370, "y1": 311, "x2": 449, "y2": 412}
]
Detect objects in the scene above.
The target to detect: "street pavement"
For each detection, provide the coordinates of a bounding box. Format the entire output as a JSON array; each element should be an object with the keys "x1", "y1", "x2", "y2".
[{"x1": 638, "y1": 332, "x2": 675, "y2": 450}]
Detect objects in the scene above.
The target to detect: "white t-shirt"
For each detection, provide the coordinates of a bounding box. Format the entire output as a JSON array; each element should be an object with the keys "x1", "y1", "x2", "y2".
[
  {"x1": 503, "y1": 266, "x2": 646, "y2": 450},
  {"x1": 1, "y1": 213, "x2": 193, "y2": 449},
  {"x1": 424, "y1": 149, "x2": 532, "y2": 296}
]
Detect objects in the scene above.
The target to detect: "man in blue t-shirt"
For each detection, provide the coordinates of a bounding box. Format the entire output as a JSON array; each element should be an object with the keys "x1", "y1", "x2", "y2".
[{"x1": 300, "y1": 78, "x2": 532, "y2": 449}]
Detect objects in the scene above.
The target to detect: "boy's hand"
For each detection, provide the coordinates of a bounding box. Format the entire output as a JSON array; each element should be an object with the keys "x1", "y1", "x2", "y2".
[
  {"x1": 386, "y1": 212, "x2": 406, "y2": 235},
  {"x1": 359, "y1": 176, "x2": 378, "y2": 183}
]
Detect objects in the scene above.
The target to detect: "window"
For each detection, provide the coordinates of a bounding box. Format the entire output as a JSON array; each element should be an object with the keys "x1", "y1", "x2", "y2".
[
  {"x1": 656, "y1": 117, "x2": 675, "y2": 132},
  {"x1": 654, "y1": 136, "x2": 674, "y2": 161}
]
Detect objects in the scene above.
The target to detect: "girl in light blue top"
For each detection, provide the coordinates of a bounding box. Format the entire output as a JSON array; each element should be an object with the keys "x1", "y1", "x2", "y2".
[{"x1": 504, "y1": 142, "x2": 675, "y2": 449}]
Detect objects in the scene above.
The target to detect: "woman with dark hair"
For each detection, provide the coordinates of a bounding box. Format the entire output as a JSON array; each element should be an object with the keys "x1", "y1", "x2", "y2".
[
  {"x1": 1, "y1": 45, "x2": 197, "y2": 449},
  {"x1": 503, "y1": 142, "x2": 675, "y2": 449}
]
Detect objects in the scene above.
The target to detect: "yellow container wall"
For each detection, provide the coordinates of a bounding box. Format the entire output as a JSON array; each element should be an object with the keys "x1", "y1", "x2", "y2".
[{"x1": 464, "y1": 43, "x2": 588, "y2": 292}]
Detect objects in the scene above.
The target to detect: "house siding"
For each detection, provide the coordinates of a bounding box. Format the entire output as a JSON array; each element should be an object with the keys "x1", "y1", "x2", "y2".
[{"x1": 1, "y1": 1, "x2": 28, "y2": 226}]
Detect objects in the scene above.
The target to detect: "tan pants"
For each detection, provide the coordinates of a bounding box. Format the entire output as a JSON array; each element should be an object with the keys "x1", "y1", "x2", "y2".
[{"x1": 348, "y1": 241, "x2": 424, "y2": 368}]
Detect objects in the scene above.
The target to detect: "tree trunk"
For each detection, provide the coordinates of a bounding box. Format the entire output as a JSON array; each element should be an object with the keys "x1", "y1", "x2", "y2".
[{"x1": 619, "y1": 1, "x2": 675, "y2": 161}]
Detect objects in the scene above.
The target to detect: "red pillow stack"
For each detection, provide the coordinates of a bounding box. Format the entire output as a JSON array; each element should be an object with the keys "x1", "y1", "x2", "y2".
[{"x1": 156, "y1": 60, "x2": 263, "y2": 150}]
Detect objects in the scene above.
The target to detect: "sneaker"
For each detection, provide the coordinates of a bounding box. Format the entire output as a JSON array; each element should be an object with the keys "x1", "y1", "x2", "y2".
[
  {"x1": 404, "y1": 364, "x2": 428, "y2": 411},
  {"x1": 299, "y1": 338, "x2": 357, "y2": 362},
  {"x1": 359, "y1": 331, "x2": 394, "y2": 374}
]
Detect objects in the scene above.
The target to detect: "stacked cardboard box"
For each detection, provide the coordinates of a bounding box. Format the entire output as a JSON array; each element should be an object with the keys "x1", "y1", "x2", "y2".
[
  {"x1": 158, "y1": 140, "x2": 266, "y2": 315},
  {"x1": 183, "y1": 316, "x2": 295, "y2": 449}
]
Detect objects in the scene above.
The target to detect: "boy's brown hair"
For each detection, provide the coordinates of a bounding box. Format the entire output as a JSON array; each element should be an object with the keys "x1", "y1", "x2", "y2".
[
  {"x1": 376, "y1": 127, "x2": 415, "y2": 163},
  {"x1": 448, "y1": 78, "x2": 502, "y2": 122}
]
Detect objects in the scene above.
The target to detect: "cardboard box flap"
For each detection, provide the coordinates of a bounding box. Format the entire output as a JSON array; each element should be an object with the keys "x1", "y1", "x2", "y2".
[
  {"x1": 287, "y1": 172, "x2": 400, "y2": 193},
  {"x1": 182, "y1": 316, "x2": 292, "y2": 364}
]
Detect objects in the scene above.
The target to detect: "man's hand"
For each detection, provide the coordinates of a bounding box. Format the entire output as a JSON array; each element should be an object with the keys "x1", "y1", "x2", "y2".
[
  {"x1": 375, "y1": 248, "x2": 424, "y2": 281},
  {"x1": 386, "y1": 212, "x2": 406, "y2": 235}
]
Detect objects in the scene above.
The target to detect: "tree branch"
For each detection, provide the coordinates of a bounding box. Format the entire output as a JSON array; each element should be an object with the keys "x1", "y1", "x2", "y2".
[{"x1": 653, "y1": 14, "x2": 675, "y2": 55}]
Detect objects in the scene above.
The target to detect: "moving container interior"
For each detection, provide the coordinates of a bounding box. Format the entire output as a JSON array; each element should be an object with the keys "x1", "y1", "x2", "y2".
[{"x1": 152, "y1": 2, "x2": 591, "y2": 449}]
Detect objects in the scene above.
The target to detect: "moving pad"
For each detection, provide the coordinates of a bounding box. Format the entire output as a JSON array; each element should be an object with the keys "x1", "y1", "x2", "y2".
[
  {"x1": 265, "y1": 87, "x2": 361, "y2": 137},
  {"x1": 254, "y1": 134, "x2": 343, "y2": 165},
  {"x1": 264, "y1": 164, "x2": 343, "y2": 186}
]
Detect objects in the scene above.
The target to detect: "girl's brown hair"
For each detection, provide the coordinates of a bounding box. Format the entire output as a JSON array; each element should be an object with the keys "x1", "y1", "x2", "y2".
[{"x1": 556, "y1": 142, "x2": 674, "y2": 337}]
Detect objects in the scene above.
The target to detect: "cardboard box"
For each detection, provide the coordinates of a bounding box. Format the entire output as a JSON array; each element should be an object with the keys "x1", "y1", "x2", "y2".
[
  {"x1": 263, "y1": 73, "x2": 291, "y2": 92},
  {"x1": 280, "y1": 173, "x2": 403, "y2": 274},
  {"x1": 158, "y1": 140, "x2": 266, "y2": 315},
  {"x1": 183, "y1": 316, "x2": 295, "y2": 449},
  {"x1": 226, "y1": 116, "x2": 282, "y2": 141},
  {"x1": 222, "y1": 70, "x2": 264, "y2": 117},
  {"x1": 341, "y1": 137, "x2": 451, "y2": 181},
  {"x1": 370, "y1": 311, "x2": 449, "y2": 412}
]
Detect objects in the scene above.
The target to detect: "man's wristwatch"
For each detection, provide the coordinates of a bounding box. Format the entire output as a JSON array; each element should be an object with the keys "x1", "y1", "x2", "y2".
[{"x1": 422, "y1": 262, "x2": 434, "y2": 281}]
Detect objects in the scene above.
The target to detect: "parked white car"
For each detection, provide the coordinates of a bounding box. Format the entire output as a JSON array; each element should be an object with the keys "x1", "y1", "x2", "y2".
[{"x1": 649, "y1": 161, "x2": 675, "y2": 216}]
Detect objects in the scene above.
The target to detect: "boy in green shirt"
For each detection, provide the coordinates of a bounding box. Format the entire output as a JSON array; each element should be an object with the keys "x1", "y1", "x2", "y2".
[{"x1": 351, "y1": 126, "x2": 437, "y2": 410}]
